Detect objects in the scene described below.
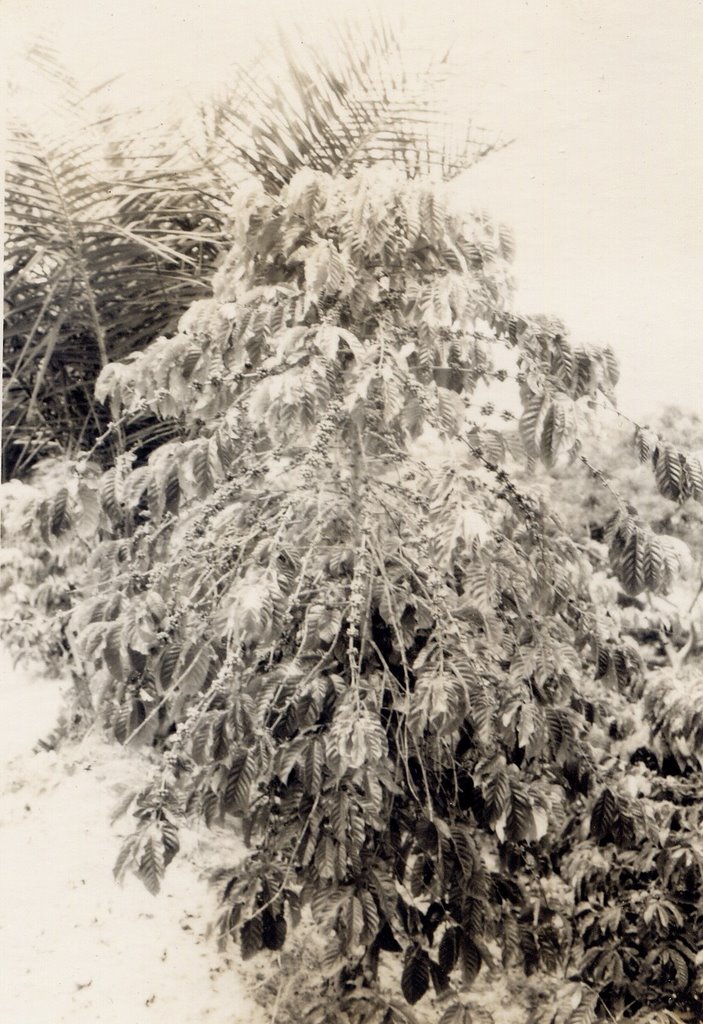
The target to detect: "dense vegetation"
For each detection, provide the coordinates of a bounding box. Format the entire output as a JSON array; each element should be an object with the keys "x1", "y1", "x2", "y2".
[{"x1": 3, "y1": 30, "x2": 702, "y2": 1024}]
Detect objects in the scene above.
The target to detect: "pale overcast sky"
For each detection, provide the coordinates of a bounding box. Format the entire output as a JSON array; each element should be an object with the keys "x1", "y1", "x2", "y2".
[{"x1": 3, "y1": 0, "x2": 703, "y2": 423}]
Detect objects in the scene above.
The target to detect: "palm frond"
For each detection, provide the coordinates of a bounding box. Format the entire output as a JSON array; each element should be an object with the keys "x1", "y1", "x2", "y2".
[
  {"x1": 3, "y1": 52, "x2": 227, "y2": 478},
  {"x1": 194, "y1": 20, "x2": 509, "y2": 193}
]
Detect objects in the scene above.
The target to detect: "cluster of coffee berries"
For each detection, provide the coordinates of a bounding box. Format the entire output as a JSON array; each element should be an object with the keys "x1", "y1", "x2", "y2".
[
  {"x1": 405, "y1": 375, "x2": 433, "y2": 413},
  {"x1": 301, "y1": 401, "x2": 342, "y2": 484},
  {"x1": 347, "y1": 506, "x2": 370, "y2": 646}
]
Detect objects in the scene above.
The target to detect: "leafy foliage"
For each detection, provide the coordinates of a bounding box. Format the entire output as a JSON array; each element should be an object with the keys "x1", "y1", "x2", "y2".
[
  {"x1": 4, "y1": 26, "x2": 505, "y2": 480},
  {"x1": 7, "y1": 155, "x2": 703, "y2": 1020},
  {"x1": 0, "y1": 461, "x2": 85, "y2": 672}
]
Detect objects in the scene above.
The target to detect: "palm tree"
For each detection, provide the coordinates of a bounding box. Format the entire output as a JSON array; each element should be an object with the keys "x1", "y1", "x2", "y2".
[{"x1": 3, "y1": 45, "x2": 227, "y2": 478}]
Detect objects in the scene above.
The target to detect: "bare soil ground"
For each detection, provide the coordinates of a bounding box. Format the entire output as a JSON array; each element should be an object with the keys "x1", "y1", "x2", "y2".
[{"x1": 0, "y1": 648, "x2": 264, "y2": 1023}]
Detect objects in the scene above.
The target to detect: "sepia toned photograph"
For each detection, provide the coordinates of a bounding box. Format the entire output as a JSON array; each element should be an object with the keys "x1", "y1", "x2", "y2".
[{"x1": 2, "y1": 2, "x2": 702, "y2": 1022}]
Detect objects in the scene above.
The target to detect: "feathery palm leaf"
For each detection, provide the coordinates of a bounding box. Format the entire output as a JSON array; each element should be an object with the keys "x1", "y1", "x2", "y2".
[
  {"x1": 195, "y1": 21, "x2": 508, "y2": 193},
  {"x1": 3, "y1": 52, "x2": 228, "y2": 478}
]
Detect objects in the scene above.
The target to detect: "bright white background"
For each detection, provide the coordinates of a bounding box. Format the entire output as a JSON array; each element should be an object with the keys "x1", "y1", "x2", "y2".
[{"x1": 3, "y1": 0, "x2": 703, "y2": 421}]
